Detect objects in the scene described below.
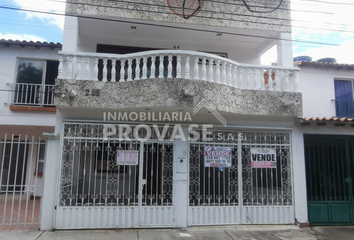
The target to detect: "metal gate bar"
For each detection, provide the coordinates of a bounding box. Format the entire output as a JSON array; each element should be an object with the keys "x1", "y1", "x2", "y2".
[
  {"x1": 0, "y1": 133, "x2": 44, "y2": 229},
  {"x1": 305, "y1": 135, "x2": 354, "y2": 225}
]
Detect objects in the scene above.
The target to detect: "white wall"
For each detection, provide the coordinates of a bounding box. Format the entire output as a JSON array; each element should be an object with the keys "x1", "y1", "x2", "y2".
[
  {"x1": 299, "y1": 65, "x2": 354, "y2": 118},
  {"x1": 76, "y1": 33, "x2": 262, "y2": 65},
  {"x1": 0, "y1": 45, "x2": 59, "y2": 126}
]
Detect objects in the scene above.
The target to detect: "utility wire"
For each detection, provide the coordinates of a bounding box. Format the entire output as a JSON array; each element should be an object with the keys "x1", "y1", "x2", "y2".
[
  {"x1": 63, "y1": 1, "x2": 354, "y2": 33},
  {"x1": 6, "y1": 0, "x2": 354, "y2": 32},
  {"x1": 5, "y1": 0, "x2": 353, "y2": 36},
  {"x1": 0, "y1": 5, "x2": 343, "y2": 47}
]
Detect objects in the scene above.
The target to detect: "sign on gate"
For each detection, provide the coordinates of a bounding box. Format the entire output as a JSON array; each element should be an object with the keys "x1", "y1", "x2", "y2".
[
  {"x1": 251, "y1": 148, "x2": 276, "y2": 168},
  {"x1": 204, "y1": 146, "x2": 232, "y2": 167},
  {"x1": 117, "y1": 150, "x2": 139, "y2": 165}
]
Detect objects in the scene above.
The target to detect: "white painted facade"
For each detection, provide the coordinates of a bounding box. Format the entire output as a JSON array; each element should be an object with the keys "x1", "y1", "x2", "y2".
[
  {"x1": 298, "y1": 63, "x2": 354, "y2": 118},
  {"x1": 0, "y1": 43, "x2": 60, "y2": 208},
  {"x1": 0, "y1": 44, "x2": 59, "y2": 126},
  {"x1": 38, "y1": 0, "x2": 309, "y2": 230}
]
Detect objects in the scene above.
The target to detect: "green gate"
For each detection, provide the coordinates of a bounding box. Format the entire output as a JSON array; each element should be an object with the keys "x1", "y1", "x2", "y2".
[{"x1": 304, "y1": 135, "x2": 354, "y2": 226}]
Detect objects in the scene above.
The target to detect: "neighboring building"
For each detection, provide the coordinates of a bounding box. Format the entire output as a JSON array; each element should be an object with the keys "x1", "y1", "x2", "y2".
[
  {"x1": 0, "y1": 39, "x2": 61, "y2": 228},
  {"x1": 296, "y1": 61, "x2": 354, "y2": 226}
]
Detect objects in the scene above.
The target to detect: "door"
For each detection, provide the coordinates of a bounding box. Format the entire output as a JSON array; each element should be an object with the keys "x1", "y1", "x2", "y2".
[
  {"x1": 188, "y1": 130, "x2": 294, "y2": 226},
  {"x1": 305, "y1": 135, "x2": 354, "y2": 225},
  {"x1": 55, "y1": 123, "x2": 175, "y2": 229},
  {"x1": 139, "y1": 142, "x2": 174, "y2": 227}
]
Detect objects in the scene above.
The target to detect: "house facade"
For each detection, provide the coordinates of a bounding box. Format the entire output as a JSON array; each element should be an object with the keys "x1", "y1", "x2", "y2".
[
  {"x1": 296, "y1": 61, "x2": 354, "y2": 226},
  {"x1": 0, "y1": 39, "x2": 61, "y2": 228},
  {"x1": 36, "y1": 0, "x2": 313, "y2": 230}
]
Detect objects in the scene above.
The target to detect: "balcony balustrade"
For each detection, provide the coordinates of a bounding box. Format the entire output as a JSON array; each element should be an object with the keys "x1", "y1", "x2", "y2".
[
  {"x1": 7, "y1": 83, "x2": 55, "y2": 107},
  {"x1": 58, "y1": 50, "x2": 299, "y2": 92}
]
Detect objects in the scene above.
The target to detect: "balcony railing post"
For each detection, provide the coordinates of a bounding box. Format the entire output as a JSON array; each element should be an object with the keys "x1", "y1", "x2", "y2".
[
  {"x1": 85, "y1": 57, "x2": 90, "y2": 80},
  {"x1": 67, "y1": 56, "x2": 73, "y2": 80},
  {"x1": 112, "y1": 59, "x2": 117, "y2": 82},
  {"x1": 185, "y1": 56, "x2": 190, "y2": 79},
  {"x1": 227, "y1": 64, "x2": 232, "y2": 86},
  {"x1": 58, "y1": 56, "x2": 63, "y2": 79},
  {"x1": 127, "y1": 58, "x2": 133, "y2": 81},
  {"x1": 215, "y1": 60, "x2": 221, "y2": 83},
  {"x1": 194, "y1": 56, "x2": 199, "y2": 80},
  {"x1": 76, "y1": 56, "x2": 82, "y2": 80},
  {"x1": 151, "y1": 56, "x2": 156, "y2": 79},
  {"x1": 232, "y1": 65, "x2": 238, "y2": 88},
  {"x1": 221, "y1": 62, "x2": 227, "y2": 85},
  {"x1": 284, "y1": 70, "x2": 290, "y2": 92},
  {"x1": 120, "y1": 59, "x2": 125, "y2": 82},
  {"x1": 208, "y1": 58, "x2": 214, "y2": 82},
  {"x1": 142, "y1": 57, "x2": 147, "y2": 80},
  {"x1": 260, "y1": 68, "x2": 265, "y2": 90},
  {"x1": 238, "y1": 67, "x2": 244, "y2": 89},
  {"x1": 202, "y1": 57, "x2": 207, "y2": 81},
  {"x1": 275, "y1": 69, "x2": 280, "y2": 91},
  {"x1": 93, "y1": 58, "x2": 99, "y2": 81},
  {"x1": 159, "y1": 55, "x2": 164, "y2": 78},
  {"x1": 246, "y1": 68, "x2": 252, "y2": 90},
  {"x1": 253, "y1": 68, "x2": 258, "y2": 90},
  {"x1": 168, "y1": 55, "x2": 173, "y2": 78},
  {"x1": 267, "y1": 69, "x2": 273, "y2": 91},
  {"x1": 176, "y1": 55, "x2": 181, "y2": 78},
  {"x1": 135, "y1": 57, "x2": 140, "y2": 80}
]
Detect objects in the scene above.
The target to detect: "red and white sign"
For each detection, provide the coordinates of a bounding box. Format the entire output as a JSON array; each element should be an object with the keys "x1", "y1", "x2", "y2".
[
  {"x1": 251, "y1": 148, "x2": 276, "y2": 168},
  {"x1": 204, "y1": 146, "x2": 232, "y2": 168},
  {"x1": 117, "y1": 150, "x2": 138, "y2": 165}
]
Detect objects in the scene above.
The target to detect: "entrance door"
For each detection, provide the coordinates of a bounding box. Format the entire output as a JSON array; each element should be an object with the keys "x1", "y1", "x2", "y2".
[
  {"x1": 305, "y1": 135, "x2": 354, "y2": 225},
  {"x1": 55, "y1": 123, "x2": 175, "y2": 229},
  {"x1": 188, "y1": 130, "x2": 294, "y2": 225},
  {"x1": 139, "y1": 142, "x2": 174, "y2": 227}
]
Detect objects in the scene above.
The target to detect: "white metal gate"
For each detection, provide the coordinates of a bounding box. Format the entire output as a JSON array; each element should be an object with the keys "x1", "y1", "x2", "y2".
[
  {"x1": 55, "y1": 123, "x2": 175, "y2": 229},
  {"x1": 188, "y1": 130, "x2": 294, "y2": 225},
  {"x1": 0, "y1": 134, "x2": 44, "y2": 230}
]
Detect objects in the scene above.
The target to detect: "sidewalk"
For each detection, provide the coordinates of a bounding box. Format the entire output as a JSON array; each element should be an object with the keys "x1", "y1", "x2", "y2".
[{"x1": 1, "y1": 225, "x2": 354, "y2": 240}]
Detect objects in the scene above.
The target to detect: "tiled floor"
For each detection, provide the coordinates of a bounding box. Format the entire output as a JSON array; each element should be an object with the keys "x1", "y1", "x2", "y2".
[{"x1": 0, "y1": 198, "x2": 40, "y2": 231}]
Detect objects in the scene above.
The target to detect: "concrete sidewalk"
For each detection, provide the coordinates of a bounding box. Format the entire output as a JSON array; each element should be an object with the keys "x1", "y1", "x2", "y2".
[{"x1": 1, "y1": 225, "x2": 354, "y2": 240}]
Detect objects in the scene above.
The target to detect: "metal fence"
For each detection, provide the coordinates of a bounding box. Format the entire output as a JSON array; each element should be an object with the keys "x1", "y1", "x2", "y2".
[
  {"x1": 7, "y1": 83, "x2": 55, "y2": 107},
  {"x1": 0, "y1": 134, "x2": 45, "y2": 229}
]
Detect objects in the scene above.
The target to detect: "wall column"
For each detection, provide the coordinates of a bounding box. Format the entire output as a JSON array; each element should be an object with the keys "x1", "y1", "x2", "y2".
[
  {"x1": 62, "y1": 16, "x2": 79, "y2": 52},
  {"x1": 174, "y1": 126, "x2": 189, "y2": 227},
  {"x1": 292, "y1": 127, "x2": 309, "y2": 226},
  {"x1": 277, "y1": 32, "x2": 293, "y2": 67},
  {"x1": 39, "y1": 113, "x2": 63, "y2": 230}
]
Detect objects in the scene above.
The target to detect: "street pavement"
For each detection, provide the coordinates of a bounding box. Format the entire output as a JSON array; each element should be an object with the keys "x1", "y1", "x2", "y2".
[{"x1": 1, "y1": 225, "x2": 354, "y2": 240}]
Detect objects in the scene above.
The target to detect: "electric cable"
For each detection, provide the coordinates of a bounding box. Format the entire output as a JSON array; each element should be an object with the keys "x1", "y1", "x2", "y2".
[{"x1": 0, "y1": 5, "x2": 343, "y2": 47}]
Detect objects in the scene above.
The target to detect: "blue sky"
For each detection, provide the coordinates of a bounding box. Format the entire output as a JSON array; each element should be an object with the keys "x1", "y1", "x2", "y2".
[
  {"x1": 0, "y1": 0, "x2": 353, "y2": 64},
  {"x1": 262, "y1": 0, "x2": 354, "y2": 64},
  {"x1": 0, "y1": 0, "x2": 65, "y2": 43}
]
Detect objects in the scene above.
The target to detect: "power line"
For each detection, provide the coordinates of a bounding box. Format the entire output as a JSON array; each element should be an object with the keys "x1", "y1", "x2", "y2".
[
  {"x1": 4, "y1": 0, "x2": 354, "y2": 33},
  {"x1": 63, "y1": 1, "x2": 354, "y2": 34},
  {"x1": 0, "y1": 5, "x2": 343, "y2": 47}
]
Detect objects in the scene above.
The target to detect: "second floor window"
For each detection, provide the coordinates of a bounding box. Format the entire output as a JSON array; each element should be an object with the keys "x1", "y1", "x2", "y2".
[
  {"x1": 334, "y1": 80, "x2": 354, "y2": 118},
  {"x1": 14, "y1": 59, "x2": 58, "y2": 106}
]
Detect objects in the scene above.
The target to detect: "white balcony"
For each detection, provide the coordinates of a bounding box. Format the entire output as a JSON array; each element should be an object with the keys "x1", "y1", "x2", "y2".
[{"x1": 58, "y1": 50, "x2": 300, "y2": 92}]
